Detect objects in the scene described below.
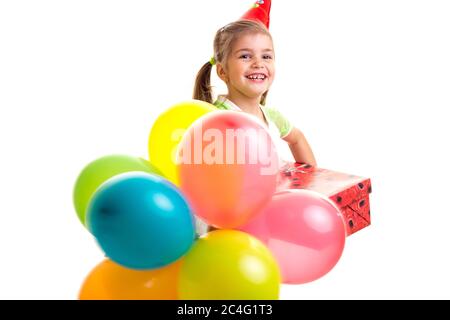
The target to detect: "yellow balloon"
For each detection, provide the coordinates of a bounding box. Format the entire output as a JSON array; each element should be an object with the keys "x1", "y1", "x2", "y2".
[
  {"x1": 79, "y1": 259, "x2": 182, "y2": 300},
  {"x1": 178, "y1": 230, "x2": 281, "y2": 300},
  {"x1": 148, "y1": 100, "x2": 217, "y2": 185}
]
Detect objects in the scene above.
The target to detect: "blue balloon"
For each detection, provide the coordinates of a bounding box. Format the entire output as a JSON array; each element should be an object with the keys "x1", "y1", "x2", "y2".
[{"x1": 86, "y1": 172, "x2": 195, "y2": 270}]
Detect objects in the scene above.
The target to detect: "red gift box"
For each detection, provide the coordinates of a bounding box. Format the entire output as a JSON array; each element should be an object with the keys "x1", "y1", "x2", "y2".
[{"x1": 277, "y1": 162, "x2": 372, "y2": 236}]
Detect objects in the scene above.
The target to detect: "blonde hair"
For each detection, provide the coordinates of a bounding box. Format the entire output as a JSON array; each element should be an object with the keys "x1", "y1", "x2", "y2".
[{"x1": 193, "y1": 20, "x2": 273, "y2": 105}]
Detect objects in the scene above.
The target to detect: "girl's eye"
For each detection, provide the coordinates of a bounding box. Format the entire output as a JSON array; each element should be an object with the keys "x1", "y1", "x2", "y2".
[
  {"x1": 263, "y1": 54, "x2": 273, "y2": 60},
  {"x1": 240, "y1": 54, "x2": 251, "y2": 59}
]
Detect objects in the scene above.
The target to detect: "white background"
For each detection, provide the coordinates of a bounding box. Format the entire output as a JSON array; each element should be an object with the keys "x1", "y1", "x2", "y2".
[{"x1": 1, "y1": 0, "x2": 449, "y2": 300}]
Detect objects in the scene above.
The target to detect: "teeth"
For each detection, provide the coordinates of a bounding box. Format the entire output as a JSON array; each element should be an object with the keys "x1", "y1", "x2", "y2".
[{"x1": 247, "y1": 74, "x2": 266, "y2": 80}]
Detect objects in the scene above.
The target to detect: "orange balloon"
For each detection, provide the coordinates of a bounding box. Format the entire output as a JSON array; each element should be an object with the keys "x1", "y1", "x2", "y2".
[
  {"x1": 177, "y1": 111, "x2": 279, "y2": 229},
  {"x1": 79, "y1": 259, "x2": 182, "y2": 300}
]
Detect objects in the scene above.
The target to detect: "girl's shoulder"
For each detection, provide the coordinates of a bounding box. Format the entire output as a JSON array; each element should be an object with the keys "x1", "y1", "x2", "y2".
[
  {"x1": 261, "y1": 105, "x2": 293, "y2": 139},
  {"x1": 214, "y1": 100, "x2": 228, "y2": 110},
  {"x1": 261, "y1": 105, "x2": 287, "y2": 123}
]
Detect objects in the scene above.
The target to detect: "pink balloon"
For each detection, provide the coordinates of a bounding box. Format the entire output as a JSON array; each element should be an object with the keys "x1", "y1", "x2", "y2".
[
  {"x1": 177, "y1": 111, "x2": 279, "y2": 229},
  {"x1": 240, "y1": 190, "x2": 346, "y2": 284}
]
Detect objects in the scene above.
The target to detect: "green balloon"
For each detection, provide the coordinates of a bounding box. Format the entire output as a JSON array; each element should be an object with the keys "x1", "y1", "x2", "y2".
[
  {"x1": 73, "y1": 155, "x2": 162, "y2": 226},
  {"x1": 179, "y1": 230, "x2": 281, "y2": 300}
]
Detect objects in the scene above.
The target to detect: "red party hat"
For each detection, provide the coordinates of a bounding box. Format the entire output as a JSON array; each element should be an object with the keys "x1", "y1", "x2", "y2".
[{"x1": 240, "y1": 0, "x2": 272, "y2": 29}]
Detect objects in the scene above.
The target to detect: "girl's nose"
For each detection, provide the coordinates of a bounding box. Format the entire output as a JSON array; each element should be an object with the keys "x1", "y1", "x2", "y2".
[{"x1": 252, "y1": 58, "x2": 264, "y2": 68}]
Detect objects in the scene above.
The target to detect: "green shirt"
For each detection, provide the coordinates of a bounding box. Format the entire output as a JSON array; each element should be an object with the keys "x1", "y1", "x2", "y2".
[{"x1": 213, "y1": 96, "x2": 293, "y2": 139}]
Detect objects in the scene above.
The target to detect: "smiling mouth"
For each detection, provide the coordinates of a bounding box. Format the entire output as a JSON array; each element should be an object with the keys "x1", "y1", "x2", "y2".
[{"x1": 246, "y1": 73, "x2": 267, "y2": 81}]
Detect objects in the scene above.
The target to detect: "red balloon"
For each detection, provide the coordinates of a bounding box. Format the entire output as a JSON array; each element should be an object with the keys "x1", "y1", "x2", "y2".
[
  {"x1": 240, "y1": 190, "x2": 346, "y2": 284},
  {"x1": 177, "y1": 111, "x2": 278, "y2": 229}
]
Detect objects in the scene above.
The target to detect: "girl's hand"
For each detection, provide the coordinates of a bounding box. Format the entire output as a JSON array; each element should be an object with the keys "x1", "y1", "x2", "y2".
[{"x1": 282, "y1": 127, "x2": 317, "y2": 166}]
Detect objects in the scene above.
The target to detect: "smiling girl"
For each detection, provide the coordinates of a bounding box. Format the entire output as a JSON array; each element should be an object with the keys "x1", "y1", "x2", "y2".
[{"x1": 193, "y1": 18, "x2": 316, "y2": 167}]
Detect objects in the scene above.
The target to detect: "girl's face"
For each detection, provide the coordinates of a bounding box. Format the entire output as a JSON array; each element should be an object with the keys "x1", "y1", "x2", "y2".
[{"x1": 219, "y1": 32, "x2": 275, "y2": 101}]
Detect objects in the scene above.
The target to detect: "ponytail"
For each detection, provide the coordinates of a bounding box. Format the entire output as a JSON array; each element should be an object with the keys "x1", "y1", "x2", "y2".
[
  {"x1": 260, "y1": 91, "x2": 269, "y2": 106},
  {"x1": 193, "y1": 62, "x2": 213, "y2": 104}
]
